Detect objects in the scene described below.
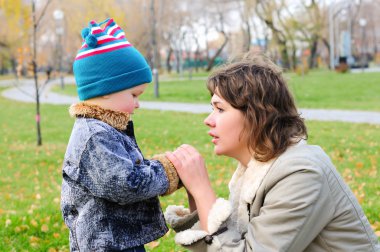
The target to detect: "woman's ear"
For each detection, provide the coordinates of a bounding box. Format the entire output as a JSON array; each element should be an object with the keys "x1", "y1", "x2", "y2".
[{"x1": 101, "y1": 95, "x2": 110, "y2": 99}]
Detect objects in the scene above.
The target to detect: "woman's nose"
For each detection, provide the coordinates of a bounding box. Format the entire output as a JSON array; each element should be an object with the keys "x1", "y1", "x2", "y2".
[{"x1": 204, "y1": 113, "x2": 215, "y2": 127}]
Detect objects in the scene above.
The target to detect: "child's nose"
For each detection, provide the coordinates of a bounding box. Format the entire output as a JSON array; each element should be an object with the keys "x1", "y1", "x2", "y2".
[{"x1": 134, "y1": 99, "x2": 140, "y2": 109}]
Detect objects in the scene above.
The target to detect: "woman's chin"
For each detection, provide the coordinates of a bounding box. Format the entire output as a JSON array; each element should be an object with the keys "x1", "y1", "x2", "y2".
[{"x1": 213, "y1": 147, "x2": 224, "y2": 156}]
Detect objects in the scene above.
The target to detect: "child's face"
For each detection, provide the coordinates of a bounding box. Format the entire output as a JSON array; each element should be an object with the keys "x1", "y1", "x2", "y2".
[{"x1": 106, "y1": 84, "x2": 148, "y2": 113}]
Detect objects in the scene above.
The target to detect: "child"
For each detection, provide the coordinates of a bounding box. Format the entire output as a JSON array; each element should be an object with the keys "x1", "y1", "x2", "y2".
[{"x1": 61, "y1": 18, "x2": 180, "y2": 252}]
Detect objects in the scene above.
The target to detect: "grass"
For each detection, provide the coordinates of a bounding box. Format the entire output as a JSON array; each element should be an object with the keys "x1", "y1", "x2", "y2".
[
  {"x1": 0, "y1": 87, "x2": 379, "y2": 251},
  {"x1": 287, "y1": 71, "x2": 380, "y2": 111},
  {"x1": 52, "y1": 70, "x2": 380, "y2": 111}
]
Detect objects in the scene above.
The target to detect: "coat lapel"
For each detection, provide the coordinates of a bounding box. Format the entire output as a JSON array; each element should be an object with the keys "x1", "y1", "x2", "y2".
[
  {"x1": 228, "y1": 140, "x2": 307, "y2": 233},
  {"x1": 228, "y1": 158, "x2": 275, "y2": 233}
]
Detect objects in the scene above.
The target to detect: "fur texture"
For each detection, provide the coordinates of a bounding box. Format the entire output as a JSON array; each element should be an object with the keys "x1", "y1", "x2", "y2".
[
  {"x1": 70, "y1": 102, "x2": 130, "y2": 131},
  {"x1": 167, "y1": 198, "x2": 231, "y2": 245},
  {"x1": 152, "y1": 154, "x2": 182, "y2": 195},
  {"x1": 228, "y1": 158, "x2": 275, "y2": 233}
]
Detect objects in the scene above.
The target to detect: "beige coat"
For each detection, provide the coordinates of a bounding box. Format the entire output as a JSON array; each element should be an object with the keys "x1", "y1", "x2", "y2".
[{"x1": 165, "y1": 141, "x2": 380, "y2": 251}]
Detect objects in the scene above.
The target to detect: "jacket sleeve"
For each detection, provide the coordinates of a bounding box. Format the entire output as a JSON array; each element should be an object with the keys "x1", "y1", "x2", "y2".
[
  {"x1": 151, "y1": 154, "x2": 182, "y2": 195},
  {"x1": 167, "y1": 158, "x2": 335, "y2": 252},
  {"x1": 64, "y1": 130, "x2": 178, "y2": 204}
]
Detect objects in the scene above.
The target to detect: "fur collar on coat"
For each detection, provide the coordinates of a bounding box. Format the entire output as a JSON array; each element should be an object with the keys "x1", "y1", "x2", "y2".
[
  {"x1": 69, "y1": 102, "x2": 130, "y2": 131},
  {"x1": 228, "y1": 140, "x2": 306, "y2": 233},
  {"x1": 228, "y1": 157, "x2": 275, "y2": 233}
]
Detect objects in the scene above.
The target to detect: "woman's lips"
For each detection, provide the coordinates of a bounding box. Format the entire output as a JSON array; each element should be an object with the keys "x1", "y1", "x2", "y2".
[{"x1": 208, "y1": 131, "x2": 219, "y2": 144}]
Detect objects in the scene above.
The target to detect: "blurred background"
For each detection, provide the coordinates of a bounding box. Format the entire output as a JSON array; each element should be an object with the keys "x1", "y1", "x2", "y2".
[
  {"x1": 1, "y1": 1, "x2": 380, "y2": 251},
  {"x1": 1, "y1": 0, "x2": 380, "y2": 79}
]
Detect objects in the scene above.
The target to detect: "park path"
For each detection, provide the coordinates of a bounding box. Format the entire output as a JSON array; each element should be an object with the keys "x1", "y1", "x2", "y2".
[{"x1": 1, "y1": 77, "x2": 380, "y2": 125}]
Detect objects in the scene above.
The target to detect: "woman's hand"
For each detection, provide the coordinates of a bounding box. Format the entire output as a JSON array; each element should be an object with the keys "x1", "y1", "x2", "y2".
[
  {"x1": 187, "y1": 190, "x2": 197, "y2": 213},
  {"x1": 166, "y1": 144, "x2": 217, "y2": 231},
  {"x1": 165, "y1": 144, "x2": 211, "y2": 197}
]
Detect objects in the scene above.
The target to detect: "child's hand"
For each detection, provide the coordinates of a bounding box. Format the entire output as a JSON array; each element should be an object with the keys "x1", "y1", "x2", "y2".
[
  {"x1": 165, "y1": 144, "x2": 212, "y2": 198},
  {"x1": 166, "y1": 144, "x2": 216, "y2": 232}
]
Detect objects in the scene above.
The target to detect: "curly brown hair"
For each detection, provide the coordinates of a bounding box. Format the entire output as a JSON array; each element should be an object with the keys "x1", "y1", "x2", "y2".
[{"x1": 207, "y1": 53, "x2": 307, "y2": 162}]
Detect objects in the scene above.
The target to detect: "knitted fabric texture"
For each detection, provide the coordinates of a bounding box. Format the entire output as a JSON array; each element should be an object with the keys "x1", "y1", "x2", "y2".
[
  {"x1": 152, "y1": 154, "x2": 183, "y2": 195},
  {"x1": 73, "y1": 18, "x2": 152, "y2": 100}
]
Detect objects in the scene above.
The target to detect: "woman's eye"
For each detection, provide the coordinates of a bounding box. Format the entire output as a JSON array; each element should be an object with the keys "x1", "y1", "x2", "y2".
[{"x1": 210, "y1": 105, "x2": 223, "y2": 113}]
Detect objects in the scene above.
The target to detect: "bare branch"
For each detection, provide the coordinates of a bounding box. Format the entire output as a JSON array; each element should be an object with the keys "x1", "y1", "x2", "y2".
[{"x1": 36, "y1": 0, "x2": 53, "y2": 27}]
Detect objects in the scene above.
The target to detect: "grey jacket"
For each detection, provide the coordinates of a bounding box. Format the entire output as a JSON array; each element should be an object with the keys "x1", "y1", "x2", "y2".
[
  {"x1": 61, "y1": 103, "x2": 180, "y2": 251},
  {"x1": 165, "y1": 141, "x2": 380, "y2": 251}
]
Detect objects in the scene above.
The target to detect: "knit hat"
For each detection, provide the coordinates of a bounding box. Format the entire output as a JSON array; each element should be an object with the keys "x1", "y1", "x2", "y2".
[{"x1": 73, "y1": 18, "x2": 152, "y2": 100}]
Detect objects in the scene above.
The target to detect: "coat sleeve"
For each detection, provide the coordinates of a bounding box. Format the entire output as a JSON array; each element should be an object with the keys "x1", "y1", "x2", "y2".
[
  {"x1": 63, "y1": 130, "x2": 178, "y2": 204},
  {"x1": 168, "y1": 158, "x2": 335, "y2": 252}
]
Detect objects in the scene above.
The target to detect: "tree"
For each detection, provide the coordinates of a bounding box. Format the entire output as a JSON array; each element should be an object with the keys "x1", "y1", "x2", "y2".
[
  {"x1": 203, "y1": 0, "x2": 233, "y2": 71},
  {"x1": 31, "y1": 0, "x2": 53, "y2": 146},
  {"x1": 256, "y1": 0, "x2": 292, "y2": 69},
  {"x1": 0, "y1": 0, "x2": 32, "y2": 76}
]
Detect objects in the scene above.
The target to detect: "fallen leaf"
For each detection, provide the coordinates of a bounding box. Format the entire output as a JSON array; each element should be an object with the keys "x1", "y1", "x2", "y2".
[
  {"x1": 41, "y1": 224, "x2": 49, "y2": 232},
  {"x1": 30, "y1": 236, "x2": 40, "y2": 242},
  {"x1": 5, "y1": 219, "x2": 11, "y2": 227},
  {"x1": 31, "y1": 219, "x2": 38, "y2": 227},
  {"x1": 355, "y1": 162, "x2": 364, "y2": 169}
]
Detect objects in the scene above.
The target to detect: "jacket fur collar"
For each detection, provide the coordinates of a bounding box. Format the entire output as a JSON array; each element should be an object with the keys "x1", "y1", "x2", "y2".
[
  {"x1": 228, "y1": 157, "x2": 275, "y2": 233},
  {"x1": 228, "y1": 140, "x2": 306, "y2": 233},
  {"x1": 69, "y1": 102, "x2": 130, "y2": 131}
]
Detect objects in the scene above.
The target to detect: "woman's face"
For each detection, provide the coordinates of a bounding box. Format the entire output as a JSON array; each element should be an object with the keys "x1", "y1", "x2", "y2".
[{"x1": 204, "y1": 93, "x2": 251, "y2": 164}]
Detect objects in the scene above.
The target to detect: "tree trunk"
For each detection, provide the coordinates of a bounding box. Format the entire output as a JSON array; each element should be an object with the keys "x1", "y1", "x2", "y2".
[
  {"x1": 194, "y1": 49, "x2": 200, "y2": 72},
  {"x1": 166, "y1": 47, "x2": 173, "y2": 73},
  {"x1": 206, "y1": 31, "x2": 228, "y2": 72},
  {"x1": 260, "y1": 17, "x2": 290, "y2": 70},
  {"x1": 243, "y1": 20, "x2": 251, "y2": 52},
  {"x1": 278, "y1": 41, "x2": 290, "y2": 70},
  {"x1": 291, "y1": 45, "x2": 297, "y2": 71},
  {"x1": 175, "y1": 50, "x2": 181, "y2": 74},
  {"x1": 32, "y1": 0, "x2": 42, "y2": 146},
  {"x1": 308, "y1": 37, "x2": 319, "y2": 69},
  {"x1": 322, "y1": 37, "x2": 332, "y2": 69}
]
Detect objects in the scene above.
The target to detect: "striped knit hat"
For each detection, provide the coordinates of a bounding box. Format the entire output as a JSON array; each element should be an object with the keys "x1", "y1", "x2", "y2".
[{"x1": 73, "y1": 18, "x2": 152, "y2": 100}]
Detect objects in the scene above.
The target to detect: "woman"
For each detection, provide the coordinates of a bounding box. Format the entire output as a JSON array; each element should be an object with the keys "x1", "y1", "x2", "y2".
[{"x1": 165, "y1": 54, "x2": 379, "y2": 251}]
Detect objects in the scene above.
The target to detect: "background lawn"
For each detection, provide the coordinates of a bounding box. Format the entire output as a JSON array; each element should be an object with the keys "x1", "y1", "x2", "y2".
[
  {"x1": 52, "y1": 70, "x2": 380, "y2": 111},
  {"x1": 0, "y1": 87, "x2": 379, "y2": 251}
]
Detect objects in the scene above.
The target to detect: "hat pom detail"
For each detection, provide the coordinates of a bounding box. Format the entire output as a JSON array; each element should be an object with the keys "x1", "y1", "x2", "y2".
[
  {"x1": 81, "y1": 27, "x2": 90, "y2": 39},
  {"x1": 85, "y1": 34, "x2": 97, "y2": 48}
]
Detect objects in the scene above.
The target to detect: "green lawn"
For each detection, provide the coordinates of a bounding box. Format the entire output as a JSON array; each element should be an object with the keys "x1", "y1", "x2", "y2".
[
  {"x1": 0, "y1": 88, "x2": 379, "y2": 251},
  {"x1": 52, "y1": 70, "x2": 380, "y2": 111},
  {"x1": 287, "y1": 71, "x2": 380, "y2": 111}
]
